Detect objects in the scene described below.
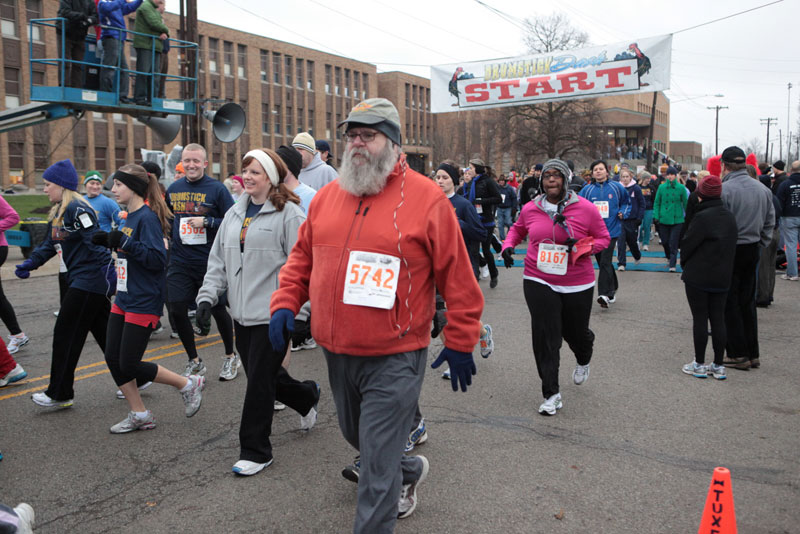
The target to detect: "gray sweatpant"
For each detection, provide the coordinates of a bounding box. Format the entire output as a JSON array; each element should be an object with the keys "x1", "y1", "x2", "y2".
[{"x1": 324, "y1": 348, "x2": 427, "y2": 534}]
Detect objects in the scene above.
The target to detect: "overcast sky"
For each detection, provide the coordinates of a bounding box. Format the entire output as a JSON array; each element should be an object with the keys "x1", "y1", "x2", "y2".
[{"x1": 166, "y1": 0, "x2": 800, "y2": 161}]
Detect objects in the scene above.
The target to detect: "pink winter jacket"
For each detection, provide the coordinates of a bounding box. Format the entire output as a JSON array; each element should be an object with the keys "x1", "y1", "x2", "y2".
[
  {"x1": 0, "y1": 196, "x2": 20, "y2": 247},
  {"x1": 502, "y1": 191, "x2": 610, "y2": 288}
]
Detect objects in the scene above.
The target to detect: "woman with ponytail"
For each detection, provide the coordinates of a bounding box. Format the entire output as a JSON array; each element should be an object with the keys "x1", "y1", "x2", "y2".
[
  {"x1": 14, "y1": 159, "x2": 114, "y2": 409},
  {"x1": 197, "y1": 148, "x2": 320, "y2": 476},
  {"x1": 93, "y1": 164, "x2": 205, "y2": 433}
]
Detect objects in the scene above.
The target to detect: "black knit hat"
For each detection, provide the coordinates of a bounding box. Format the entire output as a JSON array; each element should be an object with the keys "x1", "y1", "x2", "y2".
[{"x1": 277, "y1": 145, "x2": 303, "y2": 178}]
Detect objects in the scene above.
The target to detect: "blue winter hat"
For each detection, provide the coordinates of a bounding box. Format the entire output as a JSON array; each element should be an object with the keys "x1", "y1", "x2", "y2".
[
  {"x1": 43, "y1": 159, "x2": 79, "y2": 191},
  {"x1": 666, "y1": 166, "x2": 678, "y2": 175}
]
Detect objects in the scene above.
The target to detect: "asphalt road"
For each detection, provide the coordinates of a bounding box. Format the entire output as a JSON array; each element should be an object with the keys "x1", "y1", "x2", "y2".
[{"x1": 0, "y1": 248, "x2": 798, "y2": 533}]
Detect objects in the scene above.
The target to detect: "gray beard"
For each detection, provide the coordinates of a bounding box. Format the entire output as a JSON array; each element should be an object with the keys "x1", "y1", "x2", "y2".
[{"x1": 338, "y1": 142, "x2": 397, "y2": 197}]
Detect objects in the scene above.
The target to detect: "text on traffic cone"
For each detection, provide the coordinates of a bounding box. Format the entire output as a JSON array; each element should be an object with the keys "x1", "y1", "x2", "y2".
[{"x1": 698, "y1": 466, "x2": 737, "y2": 534}]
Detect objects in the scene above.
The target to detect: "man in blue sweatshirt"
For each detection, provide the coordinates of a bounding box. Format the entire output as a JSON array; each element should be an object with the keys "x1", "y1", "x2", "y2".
[
  {"x1": 165, "y1": 143, "x2": 238, "y2": 380},
  {"x1": 579, "y1": 160, "x2": 631, "y2": 308},
  {"x1": 97, "y1": 0, "x2": 143, "y2": 100}
]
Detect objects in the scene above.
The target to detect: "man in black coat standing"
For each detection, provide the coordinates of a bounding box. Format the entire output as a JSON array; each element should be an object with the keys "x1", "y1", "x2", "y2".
[{"x1": 57, "y1": 0, "x2": 98, "y2": 88}]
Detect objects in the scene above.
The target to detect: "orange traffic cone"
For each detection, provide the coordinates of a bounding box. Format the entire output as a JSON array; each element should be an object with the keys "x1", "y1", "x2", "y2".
[{"x1": 698, "y1": 467, "x2": 737, "y2": 534}]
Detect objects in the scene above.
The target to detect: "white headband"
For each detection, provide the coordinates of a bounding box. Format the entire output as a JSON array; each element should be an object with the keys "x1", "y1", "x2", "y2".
[{"x1": 244, "y1": 149, "x2": 280, "y2": 187}]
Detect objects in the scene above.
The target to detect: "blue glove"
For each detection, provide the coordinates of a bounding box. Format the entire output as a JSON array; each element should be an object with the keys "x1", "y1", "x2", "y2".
[
  {"x1": 269, "y1": 309, "x2": 295, "y2": 353},
  {"x1": 14, "y1": 259, "x2": 35, "y2": 279},
  {"x1": 431, "y1": 347, "x2": 476, "y2": 392}
]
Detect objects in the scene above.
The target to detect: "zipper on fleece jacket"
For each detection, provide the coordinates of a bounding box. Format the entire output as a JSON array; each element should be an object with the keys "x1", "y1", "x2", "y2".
[
  {"x1": 355, "y1": 205, "x2": 370, "y2": 241},
  {"x1": 329, "y1": 199, "x2": 363, "y2": 342}
]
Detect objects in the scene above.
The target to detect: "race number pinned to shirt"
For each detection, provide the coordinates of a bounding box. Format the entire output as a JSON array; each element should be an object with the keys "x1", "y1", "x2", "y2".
[
  {"x1": 537, "y1": 243, "x2": 569, "y2": 275},
  {"x1": 593, "y1": 201, "x2": 610, "y2": 219},
  {"x1": 342, "y1": 251, "x2": 400, "y2": 310},
  {"x1": 180, "y1": 217, "x2": 207, "y2": 245},
  {"x1": 474, "y1": 204, "x2": 483, "y2": 214},
  {"x1": 54, "y1": 244, "x2": 68, "y2": 273},
  {"x1": 116, "y1": 258, "x2": 128, "y2": 292}
]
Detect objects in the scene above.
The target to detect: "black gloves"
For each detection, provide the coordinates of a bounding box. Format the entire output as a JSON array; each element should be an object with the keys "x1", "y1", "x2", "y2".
[
  {"x1": 92, "y1": 230, "x2": 124, "y2": 249},
  {"x1": 501, "y1": 248, "x2": 514, "y2": 269},
  {"x1": 196, "y1": 301, "x2": 212, "y2": 332}
]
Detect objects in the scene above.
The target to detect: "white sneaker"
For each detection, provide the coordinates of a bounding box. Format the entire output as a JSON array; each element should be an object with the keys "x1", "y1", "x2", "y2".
[
  {"x1": 6, "y1": 333, "x2": 29, "y2": 355},
  {"x1": 398, "y1": 455, "x2": 429, "y2": 519},
  {"x1": 31, "y1": 392, "x2": 73, "y2": 408},
  {"x1": 441, "y1": 368, "x2": 451, "y2": 380},
  {"x1": 0, "y1": 364, "x2": 27, "y2": 387},
  {"x1": 299, "y1": 383, "x2": 321, "y2": 431},
  {"x1": 181, "y1": 375, "x2": 205, "y2": 417},
  {"x1": 291, "y1": 337, "x2": 318, "y2": 351},
  {"x1": 13, "y1": 503, "x2": 35, "y2": 534},
  {"x1": 274, "y1": 400, "x2": 287, "y2": 411},
  {"x1": 642, "y1": 244, "x2": 649, "y2": 251},
  {"x1": 572, "y1": 363, "x2": 590, "y2": 385},
  {"x1": 116, "y1": 381, "x2": 153, "y2": 399},
  {"x1": 480, "y1": 265, "x2": 490, "y2": 279},
  {"x1": 597, "y1": 295, "x2": 610, "y2": 308},
  {"x1": 233, "y1": 458, "x2": 273, "y2": 476},
  {"x1": 219, "y1": 354, "x2": 241, "y2": 381},
  {"x1": 669, "y1": 267, "x2": 677, "y2": 273},
  {"x1": 617, "y1": 265, "x2": 625, "y2": 271},
  {"x1": 538, "y1": 393, "x2": 563, "y2": 416},
  {"x1": 781, "y1": 274, "x2": 799, "y2": 281},
  {"x1": 110, "y1": 411, "x2": 156, "y2": 433}
]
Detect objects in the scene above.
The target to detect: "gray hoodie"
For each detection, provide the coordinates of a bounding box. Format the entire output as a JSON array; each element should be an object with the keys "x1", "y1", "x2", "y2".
[
  {"x1": 721, "y1": 169, "x2": 775, "y2": 247},
  {"x1": 197, "y1": 194, "x2": 306, "y2": 326},
  {"x1": 298, "y1": 152, "x2": 338, "y2": 191}
]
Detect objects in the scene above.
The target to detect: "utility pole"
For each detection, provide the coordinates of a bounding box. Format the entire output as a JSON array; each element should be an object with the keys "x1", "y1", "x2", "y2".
[
  {"x1": 760, "y1": 117, "x2": 778, "y2": 163},
  {"x1": 647, "y1": 92, "x2": 658, "y2": 172},
  {"x1": 788, "y1": 83, "x2": 793, "y2": 161},
  {"x1": 707, "y1": 105, "x2": 728, "y2": 155},
  {"x1": 179, "y1": 0, "x2": 199, "y2": 146},
  {"x1": 779, "y1": 129, "x2": 782, "y2": 160}
]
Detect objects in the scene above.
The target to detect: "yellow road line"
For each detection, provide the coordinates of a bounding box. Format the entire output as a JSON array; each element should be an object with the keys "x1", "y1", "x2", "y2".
[{"x1": 0, "y1": 338, "x2": 223, "y2": 402}]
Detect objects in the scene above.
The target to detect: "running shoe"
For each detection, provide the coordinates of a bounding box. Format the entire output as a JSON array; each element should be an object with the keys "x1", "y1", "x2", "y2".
[
  {"x1": 617, "y1": 264, "x2": 626, "y2": 271},
  {"x1": 342, "y1": 455, "x2": 360, "y2": 483},
  {"x1": 181, "y1": 359, "x2": 207, "y2": 377},
  {"x1": 170, "y1": 332, "x2": 180, "y2": 339},
  {"x1": 642, "y1": 244, "x2": 649, "y2": 251},
  {"x1": 233, "y1": 458, "x2": 273, "y2": 476},
  {"x1": 0, "y1": 364, "x2": 26, "y2": 387},
  {"x1": 538, "y1": 393, "x2": 562, "y2": 416},
  {"x1": 479, "y1": 324, "x2": 494, "y2": 358},
  {"x1": 405, "y1": 418, "x2": 428, "y2": 452},
  {"x1": 708, "y1": 363, "x2": 727, "y2": 380},
  {"x1": 490, "y1": 277, "x2": 498, "y2": 289},
  {"x1": 750, "y1": 358, "x2": 760, "y2": 369},
  {"x1": 441, "y1": 368, "x2": 451, "y2": 380},
  {"x1": 116, "y1": 381, "x2": 153, "y2": 399},
  {"x1": 300, "y1": 383, "x2": 321, "y2": 431},
  {"x1": 151, "y1": 322, "x2": 164, "y2": 336},
  {"x1": 274, "y1": 401, "x2": 287, "y2": 411},
  {"x1": 722, "y1": 356, "x2": 750, "y2": 370},
  {"x1": 181, "y1": 375, "x2": 205, "y2": 417},
  {"x1": 6, "y1": 333, "x2": 30, "y2": 355},
  {"x1": 219, "y1": 354, "x2": 241, "y2": 381},
  {"x1": 572, "y1": 363, "x2": 590, "y2": 385},
  {"x1": 13, "y1": 503, "x2": 34, "y2": 534},
  {"x1": 398, "y1": 455, "x2": 429, "y2": 519},
  {"x1": 480, "y1": 265, "x2": 490, "y2": 279},
  {"x1": 682, "y1": 361, "x2": 707, "y2": 378},
  {"x1": 291, "y1": 337, "x2": 318, "y2": 352},
  {"x1": 31, "y1": 392, "x2": 73, "y2": 408},
  {"x1": 597, "y1": 295, "x2": 610, "y2": 308},
  {"x1": 608, "y1": 295, "x2": 616, "y2": 304},
  {"x1": 781, "y1": 274, "x2": 799, "y2": 281},
  {"x1": 668, "y1": 267, "x2": 677, "y2": 272},
  {"x1": 110, "y1": 411, "x2": 156, "y2": 434}
]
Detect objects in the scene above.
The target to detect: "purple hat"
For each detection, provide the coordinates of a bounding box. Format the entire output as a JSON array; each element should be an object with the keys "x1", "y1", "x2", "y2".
[{"x1": 43, "y1": 159, "x2": 79, "y2": 191}]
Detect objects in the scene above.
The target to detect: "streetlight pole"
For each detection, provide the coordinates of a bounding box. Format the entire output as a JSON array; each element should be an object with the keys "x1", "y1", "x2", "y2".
[{"x1": 708, "y1": 105, "x2": 729, "y2": 155}]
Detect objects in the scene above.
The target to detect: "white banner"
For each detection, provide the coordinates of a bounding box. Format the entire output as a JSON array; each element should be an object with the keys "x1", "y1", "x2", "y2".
[{"x1": 431, "y1": 35, "x2": 672, "y2": 113}]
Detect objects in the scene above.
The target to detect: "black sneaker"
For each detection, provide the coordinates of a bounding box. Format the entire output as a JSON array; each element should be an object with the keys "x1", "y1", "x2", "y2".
[
  {"x1": 489, "y1": 277, "x2": 498, "y2": 289},
  {"x1": 342, "y1": 455, "x2": 360, "y2": 483}
]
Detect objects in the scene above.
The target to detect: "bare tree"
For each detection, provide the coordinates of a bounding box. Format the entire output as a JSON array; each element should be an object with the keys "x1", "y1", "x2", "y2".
[
  {"x1": 740, "y1": 137, "x2": 764, "y2": 158},
  {"x1": 522, "y1": 12, "x2": 589, "y2": 54}
]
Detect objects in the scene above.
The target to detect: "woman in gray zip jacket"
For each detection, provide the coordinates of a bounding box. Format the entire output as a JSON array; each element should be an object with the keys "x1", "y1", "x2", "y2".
[{"x1": 196, "y1": 148, "x2": 321, "y2": 477}]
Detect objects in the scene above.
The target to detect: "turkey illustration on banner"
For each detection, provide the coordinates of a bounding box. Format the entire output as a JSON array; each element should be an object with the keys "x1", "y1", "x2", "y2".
[{"x1": 430, "y1": 34, "x2": 671, "y2": 113}]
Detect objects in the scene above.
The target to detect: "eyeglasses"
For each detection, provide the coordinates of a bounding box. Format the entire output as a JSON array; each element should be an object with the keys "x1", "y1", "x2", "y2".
[
  {"x1": 541, "y1": 171, "x2": 563, "y2": 178},
  {"x1": 344, "y1": 130, "x2": 379, "y2": 143}
]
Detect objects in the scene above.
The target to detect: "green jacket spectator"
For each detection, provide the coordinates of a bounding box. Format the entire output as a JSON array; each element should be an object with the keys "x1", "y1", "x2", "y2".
[
  {"x1": 133, "y1": 0, "x2": 169, "y2": 53},
  {"x1": 653, "y1": 179, "x2": 688, "y2": 225}
]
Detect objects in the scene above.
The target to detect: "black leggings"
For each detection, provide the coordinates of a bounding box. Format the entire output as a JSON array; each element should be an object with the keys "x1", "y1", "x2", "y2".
[
  {"x1": 168, "y1": 301, "x2": 234, "y2": 359},
  {"x1": 479, "y1": 237, "x2": 498, "y2": 279},
  {"x1": 104, "y1": 313, "x2": 159, "y2": 387},
  {"x1": 46, "y1": 288, "x2": 110, "y2": 401},
  {"x1": 684, "y1": 284, "x2": 727, "y2": 365},
  {"x1": 523, "y1": 280, "x2": 594, "y2": 399},
  {"x1": 0, "y1": 246, "x2": 21, "y2": 335}
]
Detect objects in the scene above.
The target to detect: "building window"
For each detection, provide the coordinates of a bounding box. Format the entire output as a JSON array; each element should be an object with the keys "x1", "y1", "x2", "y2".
[
  {"x1": 405, "y1": 84, "x2": 410, "y2": 107},
  {"x1": 307, "y1": 61, "x2": 314, "y2": 91},
  {"x1": 325, "y1": 65, "x2": 332, "y2": 94},
  {"x1": 308, "y1": 109, "x2": 314, "y2": 137},
  {"x1": 272, "y1": 52, "x2": 281, "y2": 84},
  {"x1": 223, "y1": 41, "x2": 233, "y2": 75},
  {"x1": 115, "y1": 147, "x2": 127, "y2": 169},
  {"x1": 262, "y1": 103, "x2": 270, "y2": 135},
  {"x1": 95, "y1": 147, "x2": 107, "y2": 173},
  {"x1": 73, "y1": 145, "x2": 87, "y2": 171},
  {"x1": 344, "y1": 69, "x2": 350, "y2": 97},
  {"x1": 284, "y1": 56, "x2": 292, "y2": 86},
  {"x1": 362, "y1": 74, "x2": 369, "y2": 98},
  {"x1": 354, "y1": 72, "x2": 360, "y2": 100},
  {"x1": 260, "y1": 49, "x2": 268, "y2": 82},
  {"x1": 326, "y1": 112, "x2": 332, "y2": 139},
  {"x1": 334, "y1": 67, "x2": 341, "y2": 96},
  {"x1": 274, "y1": 104, "x2": 281, "y2": 134},
  {"x1": 0, "y1": 0, "x2": 16, "y2": 37},
  {"x1": 296, "y1": 58, "x2": 303, "y2": 88},
  {"x1": 113, "y1": 113, "x2": 125, "y2": 122},
  {"x1": 237, "y1": 44, "x2": 247, "y2": 78},
  {"x1": 208, "y1": 38, "x2": 218, "y2": 72},
  {"x1": 286, "y1": 105, "x2": 292, "y2": 135},
  {"x1": 335, "y1": 113, "x2": 342, "y2": 139},
  {"x1": 26, "y1": 0, "x2": 42, "y2": 41},
  {"x1": 426, "y1": 88, "x2": 430, "y2": 110},
  {"x1": 4, "y1": 67, "x2": 19, "y2": 108}
]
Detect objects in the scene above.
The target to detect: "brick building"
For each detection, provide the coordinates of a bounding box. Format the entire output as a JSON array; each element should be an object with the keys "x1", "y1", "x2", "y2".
[{"x1": 669, "y1": 141, "x2": 703, "y2": 171}]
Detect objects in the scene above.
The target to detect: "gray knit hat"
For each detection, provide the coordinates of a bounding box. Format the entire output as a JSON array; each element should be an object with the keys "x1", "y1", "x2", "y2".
[{"x1": 541, "y1": 159, "x2": 572, "y2": 180}]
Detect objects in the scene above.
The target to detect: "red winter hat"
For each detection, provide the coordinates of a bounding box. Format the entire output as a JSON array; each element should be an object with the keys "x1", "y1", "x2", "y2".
[
  {"x1": 706, "y1": 154, "x2": 721, "y2": 177},
  {"x1": 697, "y1": 175, "x2": 722, "y2": 199},
  {"x1": 746, "y1": 153, "x2": 758, "y2": 169}
]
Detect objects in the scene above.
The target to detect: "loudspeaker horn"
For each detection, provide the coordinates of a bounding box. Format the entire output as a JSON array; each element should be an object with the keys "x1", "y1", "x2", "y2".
[
  {"x1": 137, "y1": 114, "x2": 182, "y2": 145},
  {"x1": 202, "y1": 102, "x2": 246, "y2": 143}
]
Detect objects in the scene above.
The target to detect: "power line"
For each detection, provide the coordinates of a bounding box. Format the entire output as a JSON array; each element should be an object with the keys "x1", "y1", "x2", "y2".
[
  {"x1": 471, "y1": 0, "x2": 528, "y2": 32},
  {"x1": 673, "y1": 0, "x2": 784, "y2": 34},
  {"x1": 673, "y1": 49, "x2": 800, "y2": 63}
]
